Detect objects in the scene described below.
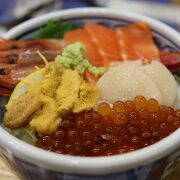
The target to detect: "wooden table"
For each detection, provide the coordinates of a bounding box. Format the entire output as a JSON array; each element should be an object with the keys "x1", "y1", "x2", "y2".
[{"x1": 0, "y1": 157, "x2": 179, "y2": 180}]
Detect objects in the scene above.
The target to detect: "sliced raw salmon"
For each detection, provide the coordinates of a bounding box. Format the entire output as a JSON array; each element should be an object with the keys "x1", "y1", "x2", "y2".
[
  {"x1": 65, "y1": 23, "x2": 160, "y2": 69},
  {"x1": 64, "y1": 29, "x2": 103, "y2": 66},
  {"x1": 115, "y1": 22, "x2": 160, "y2": 63},
  {"x1": 83, "y1": 70, "x2": 100, "y2": 85},
  {"x1": 85, "y1": 24, "x2": 121, "y2": 66}
]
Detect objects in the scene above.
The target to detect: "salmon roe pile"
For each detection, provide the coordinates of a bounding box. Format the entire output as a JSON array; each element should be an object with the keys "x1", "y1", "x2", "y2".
[{"x1": 37, "y1": 96, "x2": 180, "y2": 156}]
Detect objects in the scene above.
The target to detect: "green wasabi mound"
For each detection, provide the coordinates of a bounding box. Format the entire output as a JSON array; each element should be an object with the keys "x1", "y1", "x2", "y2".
[{"x1": 55, "y1": 42, "x2": 105, "y2": 76}]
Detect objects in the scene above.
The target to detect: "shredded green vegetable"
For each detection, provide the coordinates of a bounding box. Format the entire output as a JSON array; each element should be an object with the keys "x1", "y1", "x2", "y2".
[{"x1": 11, "y1": 126, "x2": 37, "y2": 144}]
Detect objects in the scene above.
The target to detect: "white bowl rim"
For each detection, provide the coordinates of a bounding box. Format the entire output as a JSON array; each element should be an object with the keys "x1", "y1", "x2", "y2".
[{"x1": 1, "y1": 7, "x2": 180, "y2": 175}]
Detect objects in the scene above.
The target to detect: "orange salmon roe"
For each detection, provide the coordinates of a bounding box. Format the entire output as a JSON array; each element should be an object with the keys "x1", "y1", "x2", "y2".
[
  {"x1": 113, "y1": 101, "x2": 126, "y2": 113},
  {"x1": 134, "y1": 95, "x2": 147, "y2": 110},
  {"x1": 147, "y1": 98, "x2": 159, "y2": 112},
  {"x1": 97, "y1": 102, "x2": 111, "y2": 116},
  {"x1": 37, "y1": 96, "x2": 180, "y2": 156}
]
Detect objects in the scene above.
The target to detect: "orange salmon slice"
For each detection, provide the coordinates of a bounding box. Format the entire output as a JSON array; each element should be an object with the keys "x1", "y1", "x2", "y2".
[
  {"x1": 116, "y1": 22, "x2": 160, "y2": 63},
  {"x1": 85, "y1": 24, "x2": 121, "y2": 66},
  {"x1": 64, "y1": 29, "x2": 103, "y2": 66}
]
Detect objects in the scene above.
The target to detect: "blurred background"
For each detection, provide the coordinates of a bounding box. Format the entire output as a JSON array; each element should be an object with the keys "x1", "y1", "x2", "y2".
[
  {"x1": 0, "y1": 0, "x2": 180, "y2": 179},
  {"x1": 1, "y1": 0, "x2": 180, "y2": 36}
]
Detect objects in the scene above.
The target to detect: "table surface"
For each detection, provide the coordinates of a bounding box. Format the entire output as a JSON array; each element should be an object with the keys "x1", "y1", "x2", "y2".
[{"x1": 0, "y1": 157, "x2": 179, "y2": 180}]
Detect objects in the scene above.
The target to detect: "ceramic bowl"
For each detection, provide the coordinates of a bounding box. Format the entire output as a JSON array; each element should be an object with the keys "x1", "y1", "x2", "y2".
[{"x1": 0, "y1": 8, "x2": 180, "y2": 180}]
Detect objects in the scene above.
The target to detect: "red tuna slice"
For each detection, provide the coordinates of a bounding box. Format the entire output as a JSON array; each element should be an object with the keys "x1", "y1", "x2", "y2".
[
  {"x1": 64, "y1": 29, "x2": 103, "y2": 67},
  {"x1": 85, "y1": 24, "x2": 121, "y2": 66},
  {"x1": 160, "y1": 52, "x2": 180, "y2": 66},
  {"x1": 115, "y1": 22, "x2": 160, "y2": 63},
  {"x1": 160, "y1": 52, "x2": 180, "y2": 72}
]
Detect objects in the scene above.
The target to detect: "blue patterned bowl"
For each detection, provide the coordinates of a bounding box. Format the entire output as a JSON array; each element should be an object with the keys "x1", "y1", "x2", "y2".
[{"x1": 0, "y1": 8, "x2": 180, "y2": 180}]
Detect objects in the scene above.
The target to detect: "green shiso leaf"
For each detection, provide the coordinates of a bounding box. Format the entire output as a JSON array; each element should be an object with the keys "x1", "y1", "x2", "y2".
[{"x1": 35, "y1": 20, "x2": 79, "y2": 39}]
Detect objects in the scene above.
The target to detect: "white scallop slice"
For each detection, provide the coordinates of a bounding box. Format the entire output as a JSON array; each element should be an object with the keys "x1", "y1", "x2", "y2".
[
  {"x1": 97, "y1": 61, "x2": 162, "y2": 104},
  {"x1": 141, "y1": 61, "x2": 177, "y2": 106}
]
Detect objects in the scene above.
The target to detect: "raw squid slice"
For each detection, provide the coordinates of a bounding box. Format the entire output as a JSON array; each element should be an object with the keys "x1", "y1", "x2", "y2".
[
  {"x1": 97, "y1": 61, "x2": 162, "y2": 103},
  {"x1": 141, "y1": 61, "x2": 177, "y2": 106}
]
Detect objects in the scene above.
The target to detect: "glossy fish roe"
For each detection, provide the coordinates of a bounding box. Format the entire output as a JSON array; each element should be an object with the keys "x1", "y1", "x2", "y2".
[
  {"x1": 97, "y1": 102, "x2": 111, "y2": 116},
  {"x1": 37, "y1": 96, "x2": 180, "y2": 156}
]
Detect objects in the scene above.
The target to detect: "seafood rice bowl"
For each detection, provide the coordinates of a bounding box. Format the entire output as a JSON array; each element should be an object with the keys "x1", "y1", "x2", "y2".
[{"x1": 0, "y1": 8, "x2": 180, "y2": 180}]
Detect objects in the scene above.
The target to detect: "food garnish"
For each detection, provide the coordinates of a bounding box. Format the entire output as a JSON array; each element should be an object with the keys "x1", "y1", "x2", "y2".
[
  {"x1": 55, "y1": 42, "x2": 105, "y2": 76},
  {"x1": 35, "y1": 20, "x2": 79, "y2": 39},
  {"x1": 11, "y1": 126, "x2": 37, "y2": 143}
]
